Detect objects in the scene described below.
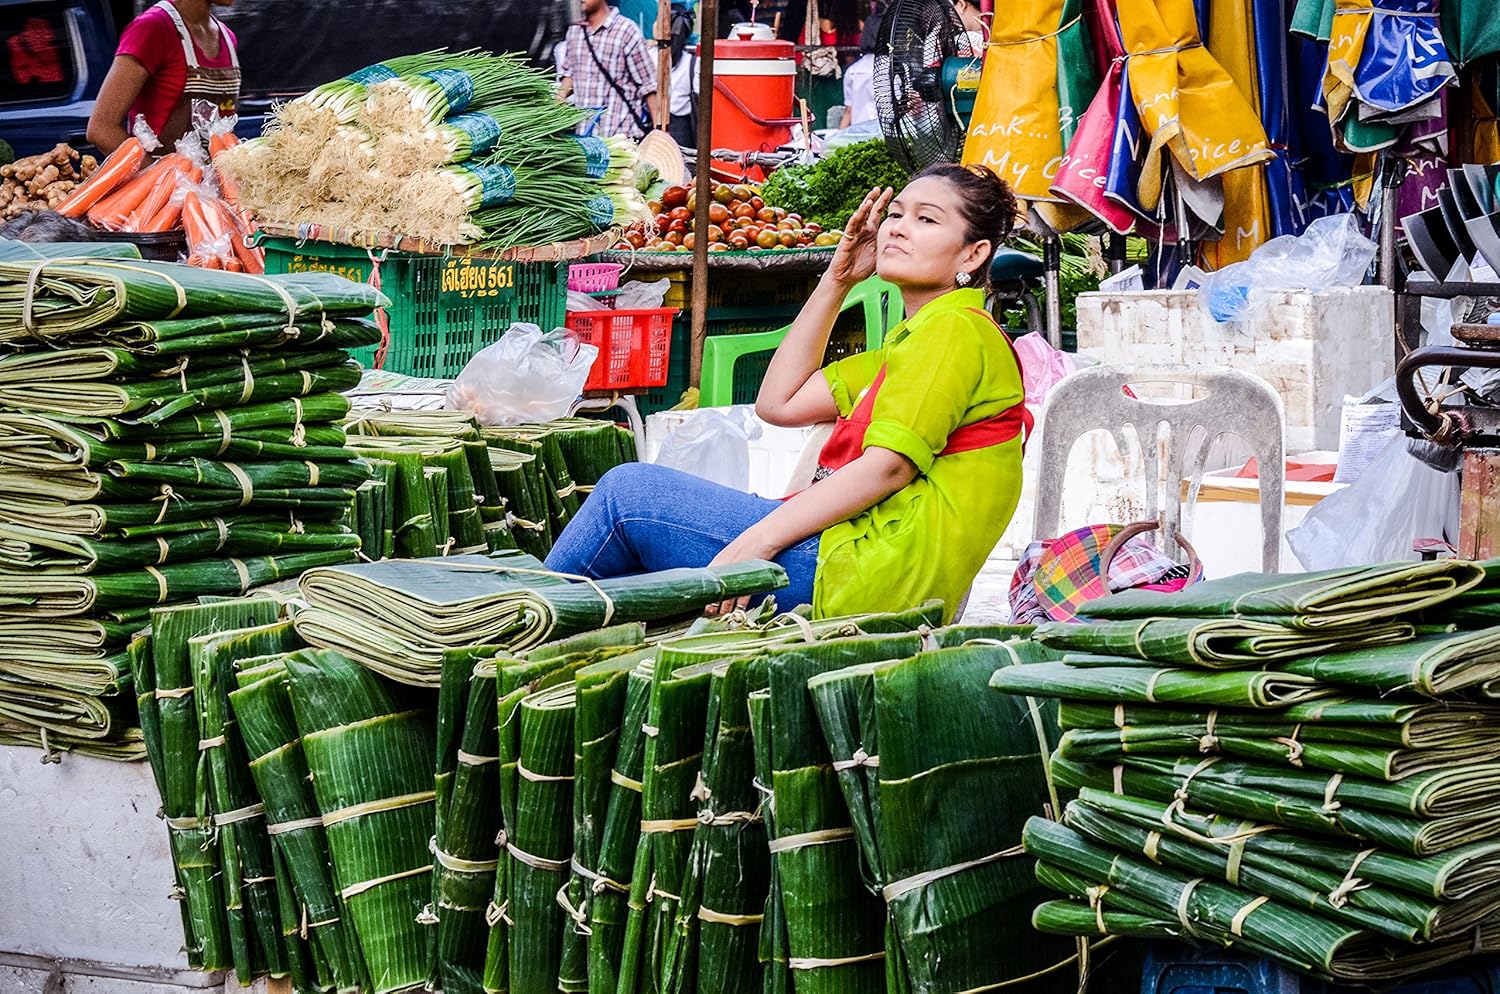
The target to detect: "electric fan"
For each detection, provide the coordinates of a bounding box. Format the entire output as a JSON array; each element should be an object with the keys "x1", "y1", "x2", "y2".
[{"x1": 874, "y1": 0, "x2": 983, "y2": 171}]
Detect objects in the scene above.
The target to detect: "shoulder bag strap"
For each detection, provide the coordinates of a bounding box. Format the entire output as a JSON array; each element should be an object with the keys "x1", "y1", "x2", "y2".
[{"x1": 578, "y1": 24, "x2": 651, "y2": 137}]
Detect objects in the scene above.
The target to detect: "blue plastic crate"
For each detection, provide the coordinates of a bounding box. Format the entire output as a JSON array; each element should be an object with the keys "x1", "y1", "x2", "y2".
[{"x1": 1142, "y1": 942, "x2": 1500, "y2": 994}]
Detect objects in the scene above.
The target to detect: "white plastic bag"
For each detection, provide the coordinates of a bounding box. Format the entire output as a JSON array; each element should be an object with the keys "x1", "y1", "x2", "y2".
[
  {"x1": 1287, "y1": 437, "x2": 1458, "y2": 570},
  {"x1": 615, "y1": 278, "x2": 671, "y2": 310},
  {"x1": 1012, "y1": 332, "x2": 1078, "y2": 416},
  {"x1": 654, "y1": 407, "x2": 763, "y2": 491},
  {"x1": 1199, "y1": 214, "x2": 1377, "y2": 324},
  {"x1": 446, "y1": 323, "x2": 598, "y2": 426}
]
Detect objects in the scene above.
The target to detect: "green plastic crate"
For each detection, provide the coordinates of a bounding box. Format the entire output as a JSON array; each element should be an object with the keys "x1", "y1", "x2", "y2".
[{"x1": 262, "y1": 238, "x2": 568, "y2": 377}]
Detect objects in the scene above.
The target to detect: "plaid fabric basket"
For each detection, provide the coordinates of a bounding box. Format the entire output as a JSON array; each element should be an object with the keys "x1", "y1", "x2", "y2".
[{"x1": 1010, "y1": 522, "x2": 1204, "y2": 624}]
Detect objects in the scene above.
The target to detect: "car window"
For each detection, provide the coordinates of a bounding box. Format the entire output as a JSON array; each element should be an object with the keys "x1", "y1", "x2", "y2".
[{"x1": 1, "y1": 2, "x2": 77, "y2": 105}]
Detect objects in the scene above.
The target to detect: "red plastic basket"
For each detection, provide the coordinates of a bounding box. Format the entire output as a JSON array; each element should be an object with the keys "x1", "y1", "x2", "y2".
[
  {"x1": 567, "y1": 262, "x2": 625, "y2": 293},
  {"x1": 568, "y1": 307, "x2": 677, "y2": 392}
]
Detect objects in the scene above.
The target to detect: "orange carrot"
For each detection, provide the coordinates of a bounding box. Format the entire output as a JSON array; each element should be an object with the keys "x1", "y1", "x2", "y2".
[
  {"x1": 208, "y1": 131, "x2": 240, "y2": 159},
  {"x1": 142, "y1": 200, "x2": 182, "y2": 233},
  {"x1": 93, "y1": 154, "x2": 186, "y2": 230},
  {"x1": 58, "y1": 138, "x2": 146, "y2": 217},
  {"x1": 122, "y1": 162, "x2": 185, "y2": 233}
]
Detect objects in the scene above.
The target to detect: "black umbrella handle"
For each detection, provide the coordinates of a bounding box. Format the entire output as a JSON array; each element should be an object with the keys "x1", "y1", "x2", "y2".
[{"x1": 1394, "y1": 346, "x2": 1500, "y2": 440}]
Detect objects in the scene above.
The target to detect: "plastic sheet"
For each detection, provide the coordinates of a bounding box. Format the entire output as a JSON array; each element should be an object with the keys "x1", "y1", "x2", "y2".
[
  {"x1": 1198, "y1": 214, "x2": 1377, "y2": 324},
  {"x1": 446, "y1": 324, "x2": 598, "y2": 426}
]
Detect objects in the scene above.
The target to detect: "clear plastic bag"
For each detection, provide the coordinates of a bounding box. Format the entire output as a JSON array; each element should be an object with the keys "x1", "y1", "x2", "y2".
[
  {"x1": 1287, "y1": 437, "x2": 1459, "y2": 570},
  {"x1": 446, "y1": 324, "x2": 598, "y2": 426},
  {"x1": 1199, "y1": 214, "x2": 1377, "y2": 324},
  {"x1": 615, "y1": 278, "x2": 671, "y2": 310},
  {"x1": 654, "y1": 406, "x2": 764, "y2": 491},
  {"x1": 1012, "y1": 331, "x2": 1078, "y2": 415}
]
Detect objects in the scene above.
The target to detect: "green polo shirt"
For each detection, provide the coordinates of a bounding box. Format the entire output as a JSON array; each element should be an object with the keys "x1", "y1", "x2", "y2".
[{"x1": 814, "y1": 287, "x2": 1025, "y2": 623}]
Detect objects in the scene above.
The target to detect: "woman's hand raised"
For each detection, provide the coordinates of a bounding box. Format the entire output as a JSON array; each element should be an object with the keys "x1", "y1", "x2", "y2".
[{"x1": 827, "y1": 186, "x2": 894, "y2": 290}]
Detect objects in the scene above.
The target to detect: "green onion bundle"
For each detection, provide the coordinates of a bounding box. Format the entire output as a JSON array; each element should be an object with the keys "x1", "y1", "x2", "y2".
[
  {"x1": 472, "y1": 193, "x2": 621, "y2": 250},
  {"x1": 366, "y1": 55, "x2": 554, "y2": 131},
  {"x1": 434, "y1": 104, "x2": 588, "y2": 163},
  {"x1": 296, "y1": 50, "x2": 483, "y2": 125}
]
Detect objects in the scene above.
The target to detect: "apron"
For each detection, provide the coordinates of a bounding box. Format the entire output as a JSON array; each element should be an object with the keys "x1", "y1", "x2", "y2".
[
  {"x1": 153, "y1": 0, "x2": 240, "y2": 148},
  {"x1": 798, "y1": 308, "x2": 1033, "y2": 490}
]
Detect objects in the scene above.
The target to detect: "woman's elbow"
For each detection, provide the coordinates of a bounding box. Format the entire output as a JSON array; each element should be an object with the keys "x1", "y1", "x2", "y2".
[
  {"x1": 755, "y1": 397, "x2": 796, "y2": 427},
  {"x1": 868, "y1": 449, "x2": 919, "y2": 489}
]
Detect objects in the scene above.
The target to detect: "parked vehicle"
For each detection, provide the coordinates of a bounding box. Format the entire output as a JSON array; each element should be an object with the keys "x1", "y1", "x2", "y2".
[{"x1": 0, "y1": 0, "x2": 570, "y2": 161}]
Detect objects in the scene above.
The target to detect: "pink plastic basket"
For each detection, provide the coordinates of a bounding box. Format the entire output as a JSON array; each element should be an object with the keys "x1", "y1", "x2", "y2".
[{"x1": 568, "y1": 262, "x2": 625, "y2": 293}]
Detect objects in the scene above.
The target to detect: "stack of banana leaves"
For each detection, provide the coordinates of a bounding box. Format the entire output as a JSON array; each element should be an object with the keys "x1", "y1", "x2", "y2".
[
  {"x1": 341, "y1": 409, "x2": 635, "y2": 561},
  {"x1": 990, "y1": 559, "x2": 1500, "y2": 983},
  {"x1": 0, "y1": 247, "x2": 381, "y2": 758}
]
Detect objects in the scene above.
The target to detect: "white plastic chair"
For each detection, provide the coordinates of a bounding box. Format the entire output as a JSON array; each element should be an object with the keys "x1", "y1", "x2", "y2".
[{"x1": 1031, "y1": 364, "x2": 1287, "y2": 572}]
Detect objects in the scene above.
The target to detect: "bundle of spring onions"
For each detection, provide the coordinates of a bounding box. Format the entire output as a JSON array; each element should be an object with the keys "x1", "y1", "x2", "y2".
[{"x1": 216, "y1": 50, "x2": 648, "y2": 247}]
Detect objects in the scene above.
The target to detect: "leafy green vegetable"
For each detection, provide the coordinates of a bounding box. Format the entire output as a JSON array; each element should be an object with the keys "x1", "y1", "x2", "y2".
[{"x1": 759, "y1": 140, "x2": 910, "y2": 230}]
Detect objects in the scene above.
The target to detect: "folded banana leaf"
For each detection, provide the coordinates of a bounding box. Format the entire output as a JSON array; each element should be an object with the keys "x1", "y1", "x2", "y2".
[
  {"x1": 0, "y1": 414, "x2": 353, "y2": 469},
  {"x1": 142, "y1": 599, "x2": 283, "y2": 972},
  {"x1": 230, "y1": 658, "x2": 368, "y2": 992},
  {"x1": 1080, "y1": 561, "x2": 1485, "y2": 629},
  {"x1": 1058, "y1": 699, "x2": 1500, "y2": 750},
  {"x1": 0, "y1": 491, "x2": 352, "y2": 537},
  {"x1": 191, "y1": 619, "x2": 304, "y2": 984},
  {"x1": 0, "y1": 718, "x2": 146, "y2": 759},
  {"x1": 0, "y1": 350, "x2": 358, "y2": 418},
  {"x1": 293, "y1": 552, "x2": 787, "y2": 686},
  {"x1": 85, "y1": 316, "x2": 381, "y2": 357},
  {"x1": 1050, "y1": 756, "x2": 1500, "y2": 856},
  {"x1": 1065, "y1": 789, "x2": 1500, "y2": 941},
  {"x1": 926, "y1": 623, "x2": 1037, "y2": 648},
  {"x1": 284, "y1": 648, "x2": 436, "y2": 994},
  {"x1": 1056, "y1": 725, "x2": 1500, "y2": 781},
  {"x1": 1275, "y1": 629, "x2": 1500, "y2": 697},
  {"x1": 0, "y1": 333, "x2": 372, "y2": 382},
  {"x1": 71, "y1": 393, "x2": 352, "y2": 441},
  {"x1": 750, "y1": 687, "x2": 792, "y2": 994},
  {"x1": 0, "y1": 671, "x2": 134, "y2": 739},
  {"x1": 990, "y1": 660, "x2": 1335, "y2": 709},
  {"x1": 0, "y1": 258, "x2": 386, "y2": 340},
  {"x1": 0, "y1": 238, "x2": 141, "y2": 261},
  {"x1": 0, "y1": 549, "x2": 357, "y2": 615},
  {"x1": 345, "y1": 439, "x2": 486, "y2": 557},
  {"x1": 488, "y1": 448, "x2": 552, "y2": 559},
  {"x1": 1033, "y1": 618, "x2": 1415, "y2": 668},
  {"x1": 0, "y1": 519, "x2": 360, "y2": 574},
  {"x1": 1024, "y1": 821, "x2": 1492, "y2": 982},
  {"x1": 0, "y1": 644, "x2": 130, "y2": 696}
]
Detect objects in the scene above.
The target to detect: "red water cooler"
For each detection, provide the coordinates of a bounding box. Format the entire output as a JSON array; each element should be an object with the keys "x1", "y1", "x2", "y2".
[{"x1": 700, "y1": 38, "x2": 799, "y2": 163}]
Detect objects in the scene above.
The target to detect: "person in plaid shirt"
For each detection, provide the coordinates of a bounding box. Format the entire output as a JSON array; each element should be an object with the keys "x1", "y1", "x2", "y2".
[{"x1": 558, "y1": 0, "x2": 660, "y2": 139}]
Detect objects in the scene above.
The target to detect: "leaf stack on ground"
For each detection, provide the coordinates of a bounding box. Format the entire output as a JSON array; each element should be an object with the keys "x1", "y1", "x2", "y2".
[{"x1": 991, "y1": 560, "x2": 1500, "y2": 982}]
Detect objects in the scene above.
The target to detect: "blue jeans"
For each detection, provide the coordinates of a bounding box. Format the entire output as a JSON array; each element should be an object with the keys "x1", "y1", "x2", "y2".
[{"x1": 544, "y1": 463, "x2": 819, "y2": 611}]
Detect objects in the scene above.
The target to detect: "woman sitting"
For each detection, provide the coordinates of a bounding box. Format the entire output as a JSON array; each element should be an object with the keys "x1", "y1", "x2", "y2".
[{"x1": 546, "y1": 164, "x2": 1028, "y2": 622}]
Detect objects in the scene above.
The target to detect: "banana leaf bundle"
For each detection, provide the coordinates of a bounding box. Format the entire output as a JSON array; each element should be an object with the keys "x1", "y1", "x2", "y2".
[
  {"x1": 809, "y1": 643, "x2": 1078, "y2": 994},
  {"x1": 230, "y1": 657, "x2": 369, "y2": 992},
  {"x1": 0, "y1": 519, "x2": 360, "y2": 574},
  {"x1": 283, "y1": 647, "x2": 436, "y2": 994},
  {"x1": 536, "y1": 418, "x2": 635, "y2": 488},
  {"x1": 190, "y1": 619, "x2": 304, "y2": 984},
  {"x1": 488, "y1": 447, "x2": 553, "y2": 559},
  {"x1": 0, "y1": 258, "x2": 387, "y2": 341},
  {"x1": 1080, "y1": 561, "x2": 1485, "y2": 629},
  {"x1": 138, "y1": 599, "x2": 284, "y2": 972},
  {"x1": 487, "y1": 627, "x2": 649, "y2": 994},
  {"x1": 763, "y1": 635, "x2": 926, "y2": 994},
  {"x1": 990, "y1": 660, "x2": 1335, "y2": 709},
  {"x1": 345, "y1": 437, "x2": 486, "y2": 556},
  {"x1": 429, "y1": 647, "x2": 503, "y2": 994},
  {"x1": 1032, "y1": 618, "x2": 1415, "y2": 668},
  {"x1": 749, "y1": 688, "x2": 790, "y2": 994},
  {"x1": 344, "y1": 409, "x2": 485, "y2": 440},
  {"x1": 271, "y1": 844, "x2": 329, "y2": 994},
  {"x1": 484, "y1": 427, "x2": 581, "y2": 531},
  {"x1": 1049, "y1": 755, "x2": 1500, "y2": 856},
  {"x1": 1023, "y1": 819, "x2": 1485, "y2": 982},
  {"x1": 1059, "y1": 699, "x2": 1500, "y2": 750},
  {"x1": 293, "y1": 552, "x2": 787, "y2": 686},
  {"x1": 0, "y1": 491, "x2": 353, "y2": 537},
  {"x1": 1064, "y1": 789, "x2": 1500, "y2": 943},
  {"x1": 0, "y1": 549, "x2": 357, "y2": 616},
  {"x1": 560, "y1": 653, "x2": 642, "y2": 993}
]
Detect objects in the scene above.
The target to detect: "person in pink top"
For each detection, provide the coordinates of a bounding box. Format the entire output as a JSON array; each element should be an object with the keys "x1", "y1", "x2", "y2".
[{"x1": 86, "y1": 0, "x2": 240, "y2": 155}]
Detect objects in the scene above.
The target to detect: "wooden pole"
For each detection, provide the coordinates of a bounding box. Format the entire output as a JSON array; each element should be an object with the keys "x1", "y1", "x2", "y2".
[
  {"x1": 689, "y1": 0, "x2": 720, "y2": 390},
  {"x1": 656, "y1": 0, "x2": 673, "y2": 133}
]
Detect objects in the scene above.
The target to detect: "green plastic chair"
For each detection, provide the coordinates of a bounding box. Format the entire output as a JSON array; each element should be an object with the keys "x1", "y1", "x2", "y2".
[{"x1": 699, "y1": 275, "x2": 903, "y2": 408}]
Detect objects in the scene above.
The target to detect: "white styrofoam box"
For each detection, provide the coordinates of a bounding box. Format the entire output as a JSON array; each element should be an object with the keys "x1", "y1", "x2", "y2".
[
  {"x1": 644, "y1": 407, "x2": 817, "y2": 499},
  {"x1": 1076, "y1": 285, "x2": 1394, "y2": 452},
  {"x1": 0, "y1": 748, "x2": 206, "y2": 982}
]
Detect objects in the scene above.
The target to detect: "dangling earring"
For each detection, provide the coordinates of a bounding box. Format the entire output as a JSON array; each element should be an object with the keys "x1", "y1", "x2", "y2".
[{"x1": 955, "y1": 270, "x2": 972, "y2": 287}]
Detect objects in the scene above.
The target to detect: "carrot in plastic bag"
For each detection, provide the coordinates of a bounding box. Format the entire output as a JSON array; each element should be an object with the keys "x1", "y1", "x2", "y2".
[
  {"x1": 58, "y1": 138, "x2": 147, "y2": 217},
  {"x1": 92, "y1": 153, "x2": 186, "y2": 230}
]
